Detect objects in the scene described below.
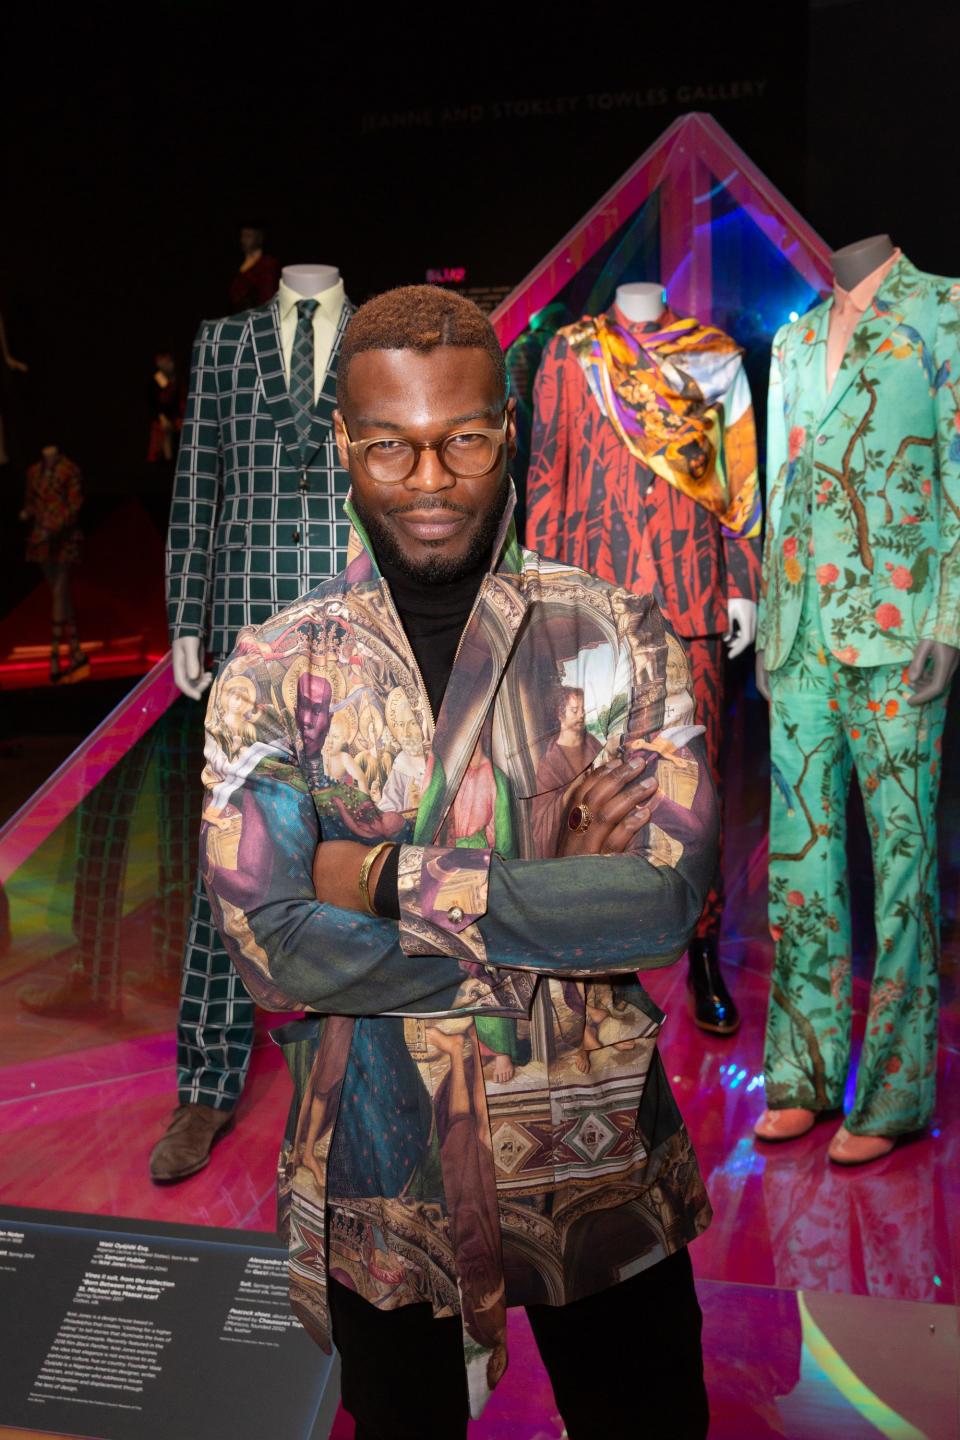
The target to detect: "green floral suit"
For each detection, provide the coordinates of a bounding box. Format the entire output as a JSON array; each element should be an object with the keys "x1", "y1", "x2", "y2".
[{"x1": 757, "y1": 255, "x2": 959, "y2": 1135}]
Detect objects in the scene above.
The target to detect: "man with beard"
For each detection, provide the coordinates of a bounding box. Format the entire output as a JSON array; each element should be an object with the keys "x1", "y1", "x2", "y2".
[{"x1": 201, "y1": 286, "x2": 717, "y2": 1437}]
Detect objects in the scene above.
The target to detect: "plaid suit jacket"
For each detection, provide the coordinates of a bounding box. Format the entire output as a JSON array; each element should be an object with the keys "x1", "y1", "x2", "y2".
[{"x1": 166, "y1": 294, "x2": 355, "y2": 661}]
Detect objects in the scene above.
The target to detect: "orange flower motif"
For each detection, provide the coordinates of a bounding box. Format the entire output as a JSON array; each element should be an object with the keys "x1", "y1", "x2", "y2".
[
  {"x1": 828, "y1": 698, "x2": 840, "y2": 711},
  {"x1": 784, "y1": 556, "x2": 803, "y2": 583},
  {"x1": 889, "y1": 566, "x2": 913, "y2": 590},
  {"x1": 816, "y1": 562, "x2": 839, "y2": 586},
  {"x1": 788, "y1": 426, "x2": 807, "y2": 462},
  {"x1": 783, "y1": 536, "x2": 798, "y2": 559},
  {"x1": 850, "y1": 727, "x2": 861, "y2": 739},
  {"x1": 874, "y1": 602, "x2": 902, "y2": 631},
  {"x1": 865, "y1": 774, "x2": 879, "y2": 791},
  {"x1": 867, "y1": 700, "x2": 881, "y2": 712},
  {"x1": 921, "y1": 478, "x2": 932, "y2": 495},
  {"x1": 786, "y1": 890, "x2": 805, "y2": 906},
  {"x1": 885, "y1": 699, "x2": 899, "y2": 717},
  {"x1": 834, "y1": 645, "x2": 860, "y2": 664}
]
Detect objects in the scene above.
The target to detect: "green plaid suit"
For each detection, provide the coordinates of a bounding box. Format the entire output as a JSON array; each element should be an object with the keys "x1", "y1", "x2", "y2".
[{"x1": 165, "y1": 294, "x2": 353, "y2": 1108}]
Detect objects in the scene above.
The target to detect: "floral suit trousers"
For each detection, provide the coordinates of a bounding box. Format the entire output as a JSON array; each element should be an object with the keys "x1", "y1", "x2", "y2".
[{"x1": 765, "y1": 566, "x2": 947, "y2": 1135}]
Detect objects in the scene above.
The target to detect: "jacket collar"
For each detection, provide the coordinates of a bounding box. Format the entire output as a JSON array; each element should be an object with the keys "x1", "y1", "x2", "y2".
[
  {"x1": 818, "y1": 254, "x2": 922, "y2": 423},
  {"x1": 249, "y1": 295, "x2": 354, "y2": 470},
  {"x1": 341, "y1": 479, "x2": 530, "y2": 843}
]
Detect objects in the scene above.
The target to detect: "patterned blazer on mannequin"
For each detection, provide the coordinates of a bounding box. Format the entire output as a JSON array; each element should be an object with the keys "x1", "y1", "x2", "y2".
[
  {"x1": 525, "y1": 317, "x2": 762, "y2": 641},
  {"x1": 166, "y1": 294, "x2": 355, "y2": 661},
  {"x1": 758, "y1": 255, "x2": 960, "y2": 669}
]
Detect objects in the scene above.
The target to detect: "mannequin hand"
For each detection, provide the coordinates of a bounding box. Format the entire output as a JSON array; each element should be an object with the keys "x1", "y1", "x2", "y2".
[
  {"x1": 724, "y1": 598, "x2": 757, "y2": 659},
  {"x1": 171, "y1": 636, "x2": 213, "y2": 701},
  {"x1": 557, "y1": 754, "x2": 659, "y2": 857},
  {"x1": 312, "y1": 840, "x2": 393, "y2": 912},
  {"x1": 755, "y1": 649, "x2": 772, "y2": 702},
  {"x1": 907, "y1": 639, "x2": 959, "y2": 705}
]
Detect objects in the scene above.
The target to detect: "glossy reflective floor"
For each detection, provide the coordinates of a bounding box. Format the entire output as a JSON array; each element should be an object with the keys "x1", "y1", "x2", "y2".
[{"x1": 1, "y1": 685, "x2": 958, "y2": 1437}]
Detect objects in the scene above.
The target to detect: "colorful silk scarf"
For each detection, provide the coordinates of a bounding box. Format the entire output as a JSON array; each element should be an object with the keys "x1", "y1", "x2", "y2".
[{"x1": 565, "y1": 310, "x2": 762, "y2": 537}]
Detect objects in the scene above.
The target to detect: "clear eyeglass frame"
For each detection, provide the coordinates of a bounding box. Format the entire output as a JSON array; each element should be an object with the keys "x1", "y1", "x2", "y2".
[{"x1": 342, "y1": 415, "x2": 508, "y2": 483}]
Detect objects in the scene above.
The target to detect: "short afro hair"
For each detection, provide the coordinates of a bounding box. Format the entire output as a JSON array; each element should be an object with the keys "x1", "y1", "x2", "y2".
[{"x1": 336, "y1": 284, "x2": 507, "y2": 410}]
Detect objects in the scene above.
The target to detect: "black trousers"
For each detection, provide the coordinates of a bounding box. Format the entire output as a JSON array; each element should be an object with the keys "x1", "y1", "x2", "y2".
[{"x1": 329, "y1": 1246, "x2": 709, "y2": 1439}]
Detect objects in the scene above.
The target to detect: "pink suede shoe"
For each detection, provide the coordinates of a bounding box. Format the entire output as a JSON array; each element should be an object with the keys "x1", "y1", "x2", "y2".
[
  {"x1": 827, "y1": 1125, "x2": 895, "y2": 1166},
  {"x1": 753, "y1": 1107, "x2": 816, "y2": 1141}
]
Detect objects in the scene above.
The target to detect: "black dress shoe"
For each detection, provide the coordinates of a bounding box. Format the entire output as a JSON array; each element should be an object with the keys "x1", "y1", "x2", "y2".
[{"x1": 687, "y1": 937, "x2": 740, "y2": 1034}]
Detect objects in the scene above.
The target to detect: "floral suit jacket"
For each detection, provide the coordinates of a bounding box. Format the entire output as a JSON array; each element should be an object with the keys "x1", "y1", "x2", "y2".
[
  {"x1": 758, "y1": 255, "x2": 960, "y2": 669},
  {"x1": 200, "y1": 488, "x2": 717, "y2": 1416}
]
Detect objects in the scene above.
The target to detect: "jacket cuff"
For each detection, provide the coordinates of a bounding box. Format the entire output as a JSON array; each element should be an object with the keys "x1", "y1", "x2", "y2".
[{"x1": 397, "y1": 843, "x2": 491, "y2": 962}]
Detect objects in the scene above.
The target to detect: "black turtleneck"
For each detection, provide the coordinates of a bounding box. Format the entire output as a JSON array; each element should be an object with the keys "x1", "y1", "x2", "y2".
[
  {"x1": 372, "y1": 554, "x2": 487, "y2": 917},
  {"x1": 379, "y1": 553, "x2": 488, "y2": 719}
]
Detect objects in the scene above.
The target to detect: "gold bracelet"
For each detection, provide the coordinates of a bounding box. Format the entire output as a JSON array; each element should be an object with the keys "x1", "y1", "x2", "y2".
[{"x1": 358, "y1": 841, "x2": 393, "y2": 917}]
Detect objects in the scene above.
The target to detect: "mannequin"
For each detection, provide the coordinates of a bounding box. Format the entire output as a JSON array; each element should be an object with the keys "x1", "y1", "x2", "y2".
[
  {"x1": 171, "y1": 261, "x2": 347, "y2": 701},
  {"x1": 527, "y1": 278, "x2": 763, "y2": 1034},
  {"x1": 20, "y1": 444, "x2": 88, "y2": 683},
  {"x1": 830, "y1": 234, "x2": 895, "y2": 293},
  {"x1": 614, "y1": 282, "x2": 665, "y2": 324},
  {"x1": 281, "y1": 263, "x2": 341, "y2": 295},
  {"x1": 228, "y1": 224, "x2": 280, "y2": 313},
  {"x1": 756, "y1": 235, "x2": 957, "y2": 706},
  {"x1": 616, "y1": 285, "x2": 756, "y2": 660},
  {"x1": 754, "y1": 237, "x2": 960, "y2": 1163},
  {"x1": 159, "y1": 262, "x2": 354, "y2": 1182}
]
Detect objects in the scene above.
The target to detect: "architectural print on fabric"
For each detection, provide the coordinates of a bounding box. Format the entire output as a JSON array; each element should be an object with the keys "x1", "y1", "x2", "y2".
[
  {"x1": 164, "y1": 291, "x2": 354, "y2": 1108},
  {"x1": 201, "y1": 490, "x2": 717, "y2": 1416},
  {"x1": 526, "y1": 307, "x2": 761, "y2": 940},
  {"x1": 758, "y1": 255, "x2": 960, "y2": 1134}
]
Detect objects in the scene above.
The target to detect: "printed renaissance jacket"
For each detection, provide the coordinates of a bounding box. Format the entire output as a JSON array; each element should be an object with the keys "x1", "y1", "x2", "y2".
[
  {"x1": 758, "y1": 255, "x2": 960, "y2": 668},
  {"x1": 201, "y1": 489, "x2": 717, "y2": 1416},
  {"x1": 526, "y1": 310, "x2": 762, "y2": 639},
  {"x1": 166, "y1": 294, "x2": 354, "y2": 662}
]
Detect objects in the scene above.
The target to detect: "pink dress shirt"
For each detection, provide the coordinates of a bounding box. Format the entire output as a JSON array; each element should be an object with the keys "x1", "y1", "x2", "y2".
[{"x1": 826, "y1": 248, "x2": 901, "y2": 394}]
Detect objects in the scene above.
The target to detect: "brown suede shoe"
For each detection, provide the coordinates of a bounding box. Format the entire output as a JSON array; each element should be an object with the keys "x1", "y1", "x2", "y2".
[
  {"x1": 149, "y1": 1103, "x2": 234, "y2": 1183},
  {"x1": 19, "y1": 963, "x2": 118, "y2": 1017}
]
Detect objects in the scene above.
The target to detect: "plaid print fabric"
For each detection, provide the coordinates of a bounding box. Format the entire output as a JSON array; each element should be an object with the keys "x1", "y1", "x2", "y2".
[
  {"x1": 166, "y1": 295, "x2": 354, "y2": 661},
  {"x1": 72, "y1": 698, "x2": 203, "y2": 1005},
  {"x1": 176, "y1": 866, "x2": 255, "y2": 1109},
  {"x1": 290, "y1": 298, "x2": 319, "y2": 452}
]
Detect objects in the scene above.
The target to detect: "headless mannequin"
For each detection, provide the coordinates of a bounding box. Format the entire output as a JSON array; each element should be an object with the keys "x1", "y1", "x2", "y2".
[
  {"x1": 614, "y1": 283, "x2": 757, "y2": 660},
  {"x1": 172, "y1": 263, "x2": 344, "y2": 700},
  {"x1": 281, "y1": 262, "x2": 341, "y2": 296},
  {"x1": 756, "y1": 236, "x2": 958, "y2": 705}
]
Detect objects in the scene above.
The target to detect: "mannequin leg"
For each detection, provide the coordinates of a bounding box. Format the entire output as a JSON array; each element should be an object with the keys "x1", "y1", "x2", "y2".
[
  {"x1": 842, "y1": 663, "x2": 947, "y2": 1136},
  {"x1": 56, "y1": 564, "x2": 89, "y2": 681},
  {"x1": 176, "y1": 861, "x2": 255, "y2": 1109},
  {"x1": 687, "y1": 636, "x2": 725, "y2": 938},
  {"x1": 763, "y1": 658, "x2": 853, "y2": 1114},
  {"x1": 42, "y1": 560, "x2": 62, "y2": 681},
  {"x1": 684, "y1": 636, "x2": 739, "y2": 1032}
]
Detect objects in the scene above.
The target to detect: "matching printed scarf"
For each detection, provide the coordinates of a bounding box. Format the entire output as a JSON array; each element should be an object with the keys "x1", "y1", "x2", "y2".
[{"x1": 565, "y1": 309, "x2": 762, "y2": 538}]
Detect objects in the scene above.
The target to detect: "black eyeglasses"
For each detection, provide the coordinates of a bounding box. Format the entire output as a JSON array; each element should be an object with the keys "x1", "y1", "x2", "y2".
[{"x1": 343, "y1": 415, "x2": 508, "y2": 483}]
